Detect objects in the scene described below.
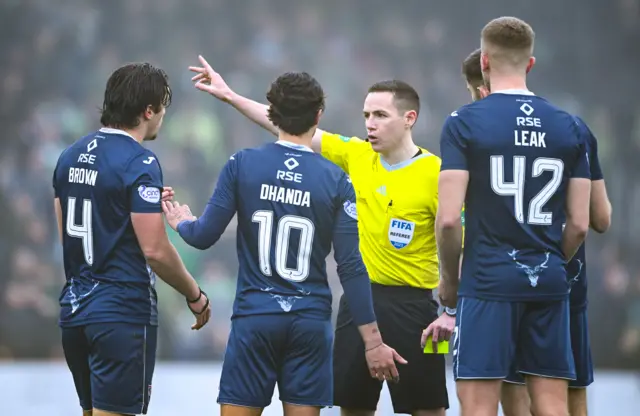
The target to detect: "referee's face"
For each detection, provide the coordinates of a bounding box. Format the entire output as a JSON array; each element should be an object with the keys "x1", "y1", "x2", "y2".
[{"x1": 363, "y1": 92, "x2": 406, "y2": 154}]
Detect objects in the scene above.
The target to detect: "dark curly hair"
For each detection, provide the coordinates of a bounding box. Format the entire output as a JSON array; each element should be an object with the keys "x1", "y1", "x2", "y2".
[
  {"x1": 100, "y1": 63, "x2": 172, "y2": 129},
  {"x1": 266, "y1": 72, "x2": 325, "y2": 136}
]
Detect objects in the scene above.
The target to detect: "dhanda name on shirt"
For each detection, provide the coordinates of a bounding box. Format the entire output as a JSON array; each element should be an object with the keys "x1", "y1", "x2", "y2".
[
  {"x1": 68, "y1": 167, "x2": 98, "y2": 186},
  {"x1": 260, "y1": 184, "x2": 310, "y2": 207}
]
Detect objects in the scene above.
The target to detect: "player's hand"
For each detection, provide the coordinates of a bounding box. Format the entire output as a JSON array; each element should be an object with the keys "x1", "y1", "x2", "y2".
[
  {"x1": 365, "y1": 343, "x2": 407, "y2": 383},
  {"x1": 161, "y1": 186, "x2": 175, "y2": 202},
  {"x1": 189, "y1": 55, "x2": 234, "y2": 102},
  {"x1": 162, "y1": 201, "x2": 197, "y2": 231},
  {"x1": 437, "y1": 278, "x2": 458, "y2": 308},
  {"x1": 421, "y1": 313, "x2": 455, "y2": 353},
  {"x1": 187, "y1": 289, "x2": 212, "y2": 330}
]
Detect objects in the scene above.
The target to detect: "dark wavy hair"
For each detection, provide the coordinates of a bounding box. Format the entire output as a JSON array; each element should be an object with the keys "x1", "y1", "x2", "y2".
[
  {"x1": 100, "y1": 63, "x2": 172, "y2": 129},
  {"x1": 266, "y1": 72, "x2": 325, "y2": 136}
]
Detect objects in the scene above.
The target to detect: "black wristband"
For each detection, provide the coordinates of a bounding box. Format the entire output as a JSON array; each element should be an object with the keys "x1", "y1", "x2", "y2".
[
  {"x1": 186, "y1": 288, "x2": 209, "y2": 315},
  {"x1": 186, "y1": 288, "x2": 203, "y2": 303}
]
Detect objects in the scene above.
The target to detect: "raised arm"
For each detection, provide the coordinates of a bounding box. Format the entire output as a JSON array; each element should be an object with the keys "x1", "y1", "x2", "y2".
[{"x1": 189, "y1": 55, "x2": 324, "y2": 152}]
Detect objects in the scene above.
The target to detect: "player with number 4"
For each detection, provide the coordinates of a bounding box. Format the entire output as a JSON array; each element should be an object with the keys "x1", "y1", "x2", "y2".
[
  {"x1": 53, "y1": 63, "x2": 211, "y2": 416},
  {"x1": 436, "y1": 17, "x2": 591, "y2": 416},
  {"x1": 163, "y1": 71, "x2": 403, "y2": 416}
]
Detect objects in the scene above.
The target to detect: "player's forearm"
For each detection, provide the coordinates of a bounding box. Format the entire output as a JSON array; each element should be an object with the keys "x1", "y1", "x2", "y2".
[
  {"x1": 177, "y1": 203, "x2": 235, "y2": 250},
  {"x1": 228, "y1": 92, "x2": 278, "y2": 136},
  {"x1": 357, "y1": 322, "x2": 384, "y2": 351},
  {"x1": 589, "y1": 180, "x2": 611, "y2": 233},
  {"x1": 146, "y1": 243, "x2": 200, "y2": 300},
  {"x1": 561, "y1": 223, "x2": 588, "y2": 261},
  {"x1": 436, "y1": 218, "x2": 463, "y2": 285}
]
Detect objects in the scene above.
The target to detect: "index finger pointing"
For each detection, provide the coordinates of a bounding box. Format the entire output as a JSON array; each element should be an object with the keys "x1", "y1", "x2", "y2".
[{"x1": 198, "y1": 55, "x2": 213, "y2": 72}]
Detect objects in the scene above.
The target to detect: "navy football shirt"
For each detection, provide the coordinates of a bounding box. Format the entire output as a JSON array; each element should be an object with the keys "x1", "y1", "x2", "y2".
[
  {"x1": 184, "y1": 141, "x2": 362, "y2": 320},
  {"x1": 440, "y1": 91, "x2": 591, "y2": 301},
  {"x1": 53, "y1": 128, "x2": 163, "y2": 327},
  {"x1": 568, "y1": 116, "x2": 604, "y2": 311}
]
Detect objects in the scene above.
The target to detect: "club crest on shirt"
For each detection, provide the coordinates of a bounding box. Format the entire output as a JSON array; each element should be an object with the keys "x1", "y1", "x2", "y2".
[{"x1": 388, "y1": 218, "x2": 415, "y2": 249}]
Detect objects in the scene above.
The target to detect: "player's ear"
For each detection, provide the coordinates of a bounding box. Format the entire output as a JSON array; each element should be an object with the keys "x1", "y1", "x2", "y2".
[
  {"x1": 143, "y1": 105, "x2": 155, "y2": 121},
  {"x1": 480, "y1": 52, "x2": 490, "y2": 73},
  {"x1": 315, "y1": 109, "x2": 323, "y2": 125},
  {"x1": 525, "y1": 56, "x2": 536, "y2": 74},
  {"x1": 404, "y1": 110, "x2": 417, "y2": 129}
]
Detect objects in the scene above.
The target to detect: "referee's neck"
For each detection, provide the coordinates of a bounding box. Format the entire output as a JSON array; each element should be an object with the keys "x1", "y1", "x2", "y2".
[{"x1": 380, "y1": 139, "x2": 419, "y2": 166}]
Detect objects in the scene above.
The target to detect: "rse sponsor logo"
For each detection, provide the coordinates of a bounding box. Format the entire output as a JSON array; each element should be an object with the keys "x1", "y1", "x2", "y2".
[
  {"x1": 343, "y1": 201, "x2": 357, "y2": 219},
  {"x1": 516, "y1": 117, "x2": 541, "y2": 127},
  {"x1": 277, "y1": 170, "x2": 303, "y2": 183},
  {"x1": 388, "y1": 218, "x2": 415, "y2": 249},
  {"x1": 138, "y1": 185, "x2": 161, "y2": 203},
  {"x1": 77, "y1": 153, "x2": 96, "y2": 164},
  {"x1": 143, "y1": 156, "x2": 156, "y2": 165}
]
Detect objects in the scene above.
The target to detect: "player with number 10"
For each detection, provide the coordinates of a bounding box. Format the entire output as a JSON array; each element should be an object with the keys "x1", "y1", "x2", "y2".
[
  {"x1": 163, "y1": 71, "x2": 404, "y2": 416},
  {"x1": 436, "y1": 17, "x2": 592, "y2": 416},
  {"x1": 52, "y1": 63, "x2": 211, "y2": 416}
]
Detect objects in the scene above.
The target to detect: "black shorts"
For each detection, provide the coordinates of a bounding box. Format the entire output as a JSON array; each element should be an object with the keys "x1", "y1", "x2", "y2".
[{"x1": 333, "y1": 283, "x2": 449, "y2": 414}]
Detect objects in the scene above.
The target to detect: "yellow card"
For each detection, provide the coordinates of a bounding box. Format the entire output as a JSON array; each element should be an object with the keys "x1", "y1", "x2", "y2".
[{"x1": 423, "y1": 336, "x2": 449, "y2": 354}]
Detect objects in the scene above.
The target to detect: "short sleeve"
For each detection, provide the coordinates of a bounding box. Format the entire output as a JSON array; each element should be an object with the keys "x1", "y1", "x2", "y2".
[
  {"x1": 576, "y1": 119, "x2": 604, "y2": 181},
  {"x1": 334, "y1": 173, "x2": 358, "y2": 236},
  {"x1": 587, "y1": 136, "x2": 603, "y2": 181},
  {"x1": 439, "y1": 114, "x2": 468, "y2": 171},
  {"x1": 125, "y1": 152, "x2": 164, "y2": 213},
  {"x1": 52, "y1": 160, "x2": 60, "y2": 198},
  {"x1": 567, "y1": 120, "x2": 592, "y2": 179},
  {"x1": 52, "y1": 148, "x2": 69, "y2": 198},
  {"x1": 320, "y1": 131, "x2": 364, "y2": 173},
  {"x1": 209, "y1": 153, "x2": 239, "y2": 211}
]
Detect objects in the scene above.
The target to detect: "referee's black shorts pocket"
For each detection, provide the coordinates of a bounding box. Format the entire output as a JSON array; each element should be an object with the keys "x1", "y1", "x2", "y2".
[{"x1": 371, "y1": 285, "x2": 449, "y2": 412}]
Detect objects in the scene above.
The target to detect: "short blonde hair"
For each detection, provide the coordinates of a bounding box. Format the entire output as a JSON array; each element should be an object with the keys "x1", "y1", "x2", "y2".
[{"x1": 481, "y1": 17, "x2": 535, "y2": 69}]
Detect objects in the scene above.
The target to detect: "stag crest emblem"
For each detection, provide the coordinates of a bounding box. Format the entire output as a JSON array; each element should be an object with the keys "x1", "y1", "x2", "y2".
[
  {"x1": 567, "y1": 259, "x2": 584, "y2": 292},
  {"x1": 508, "y1": 250, "x2": 550, "y2": 288}
]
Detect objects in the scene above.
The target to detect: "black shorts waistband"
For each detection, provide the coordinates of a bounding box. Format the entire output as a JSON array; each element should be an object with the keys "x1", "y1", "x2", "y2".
[{"x1": 370, "y1": 283, "x2": 432, "y2": 301}]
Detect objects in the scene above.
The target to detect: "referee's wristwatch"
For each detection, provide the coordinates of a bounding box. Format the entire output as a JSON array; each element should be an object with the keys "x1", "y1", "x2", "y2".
[{"x1": 444, "y1": 306, "x2": 457, "y2": 317}]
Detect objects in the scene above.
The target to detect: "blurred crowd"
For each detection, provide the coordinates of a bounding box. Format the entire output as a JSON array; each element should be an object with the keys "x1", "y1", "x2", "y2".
[{"x1": 0, "y1": 0, "x2": 638, "y2": 368}]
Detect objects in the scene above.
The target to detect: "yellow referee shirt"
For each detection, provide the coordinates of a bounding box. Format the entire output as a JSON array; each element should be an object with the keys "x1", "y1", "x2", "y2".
[{"x1": 321, "y1": 131, "x2": 441, "y2": 289}]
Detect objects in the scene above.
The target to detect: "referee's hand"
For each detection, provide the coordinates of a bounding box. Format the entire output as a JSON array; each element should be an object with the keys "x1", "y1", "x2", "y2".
[
  {"x1": 365, "y1": 343, "x2": 407, "y2": 383},
  {"x1": 421, "y1": 314, "x2": 455, "y2": 353}
]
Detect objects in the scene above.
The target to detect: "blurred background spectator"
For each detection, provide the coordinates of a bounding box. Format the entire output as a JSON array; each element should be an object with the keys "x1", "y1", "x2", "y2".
[{"x1": 0, "y1": 0, "x2": 638, "y2": 370}]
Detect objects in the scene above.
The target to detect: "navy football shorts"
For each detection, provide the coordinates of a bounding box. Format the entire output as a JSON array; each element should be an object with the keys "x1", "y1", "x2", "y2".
[
  {"x1": 217, "y1": 313, "x2": 333, "y2": 408},
  {"x1": 452, "y1": 297, "x2": 575, "y2": 381},
  {"x1": 505, "y1": 307, "x2": 593, "y2": 387},
  {"x1": 61, "y1": 323, "x2": 157, "y2": 415}
]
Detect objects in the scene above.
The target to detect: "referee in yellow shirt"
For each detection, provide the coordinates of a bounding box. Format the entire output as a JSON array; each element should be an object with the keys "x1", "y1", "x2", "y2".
[{"x1": 190, "y1": 56, "x2": 454, "y2": 416}]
